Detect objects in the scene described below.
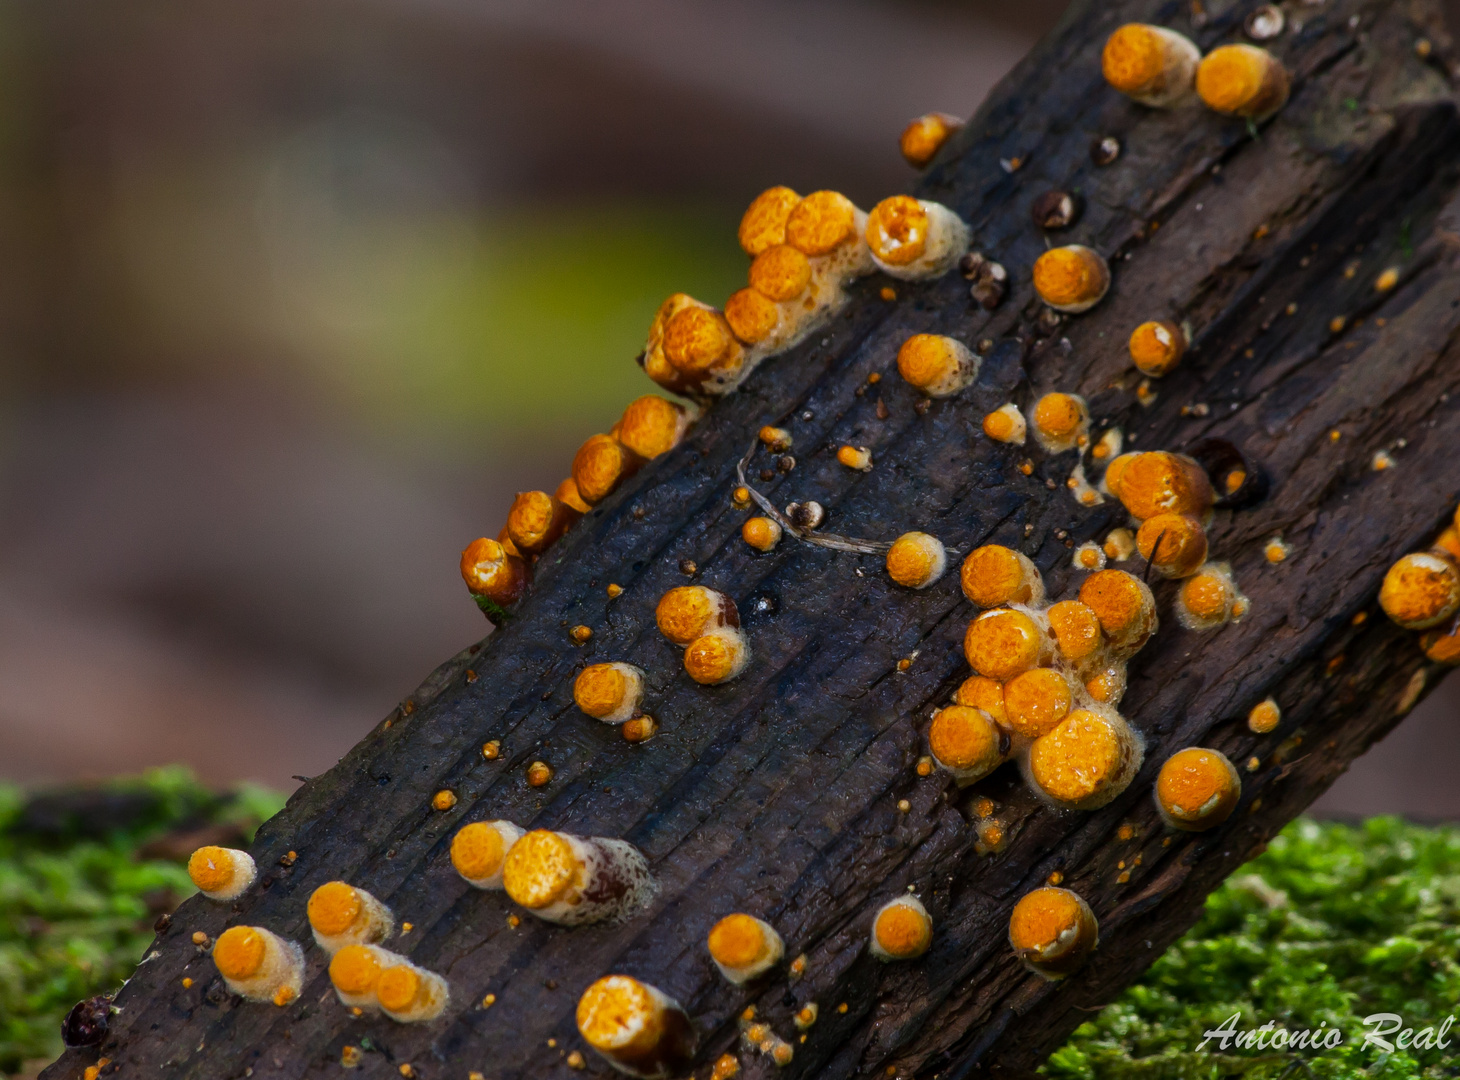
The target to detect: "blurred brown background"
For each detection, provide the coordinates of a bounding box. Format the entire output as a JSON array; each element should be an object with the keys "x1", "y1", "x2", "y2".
[{"x1": 0, "y1": 0, "x2": 1453, "y2": 816}]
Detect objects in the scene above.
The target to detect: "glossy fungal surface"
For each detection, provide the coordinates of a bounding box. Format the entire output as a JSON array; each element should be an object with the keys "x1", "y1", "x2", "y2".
[
  {"x1": 1196, "y1": 44, "x2": 1290, "y2": 118},
  {"x1": 1135, "y1": 513, "x2": 1209, "y2": 578},
  {"x1": 1177, "y1": 562, "x2": 1248, "y2": 631},
  {"x1": 738, "y1": 187, "x2": 801, "y2": 256},
  {"x1": 1003, "y1": 668, "x2": 1075, "y2": 739},
  {"x1": 964, "y1": 607, "x2": 1050, "y2": 681},
  {"x1": 684, "y1": 627, "x2": 751, "y2": 685},
  {"x1": 741, "y1": 516, "x2": 782, "y2": 552},
  {"x1": 307, "y1": 881, "x2": 395, "y2": 954},
  {"x1": 450, "y1": 820, "x2": 525, "y2": 890},
  {"x1": 211, "y1": 926, "x2": 305, "y2": 1005},
  {"x1": 573, "y1": 663, "x2": 646, "y2": 724},
  {"x1": 459, "y1": 538, "x2": 528, "y2": 607},
  {"x1": 928, "y1": 705, "x2": 1009, "y2": 784},
  {"x1": 707, "y1": 914, "x2": 785, "y2": 984},
  {"x1": 1072, "y1": 541, "x2": 1106, "y2": 571},
  {"x1": 899, "y1": 112, "x2": 962, "y2": 168},
  {"x1": 573, "y1": 434, "x2": 646, "y2": 506},
  {"x1": 655, "y1": 586, "x2": 739, "y2": 646},
  {"x1": 1128, "y1": 320, "x2": 1186, "y2": 377},
  {"x1": 960, "y1": 545, "x2": 1044, "y2": 608},
  {"x1": 375, "y1": 959, "x2": 450, "y2": 1024},
  {"x1": 1078, "y1": 570, "x2": 1157, "y2": 654},
  {"x1": 1026, "y1": 708, "x2": 1143, "y2": 810},
  {"x1": 1008, "y1": 887, "x2": 1098, "y2": 978},
  {"x1": 1032, "y1": 245, "x2": 1110, "y2": 313},
  {"x1": 1379, "y1": 552, "x2": 1460, "y2": 629},
  {"x1": 886, "y1": 532, "x2": 948, "y2": 589},
  {"x1": 615, "y1": 395, "x2": 692, "y2": 461},
  {"x1": 1247, "y1": 698, "x2": 1282, "y2": 734},
  {"x1": 1101, "y1": 24, "x2": 1201, "y2": 107},
  {"x1": 1046, "y1": 600, "x2": 1105, "y2": 667},
  {"x1": 1030, "y1": 392, "x2": 1090, "y2": 453},
  {"x1": 502, "y1": 829, "x2": 653, "y2": 926},
  {"x1": 896, "y1": 333, "x2": 980, "y2": 397},
  {"x1": 507, "y1": 491, "x2": 578, "y2": 556},
  {"x1": 982, "y1": 403, "x2": 1027, "y2": 444},
  {"x1": 187, "y1": 845, "x2": 257, "y2": 902},
  {"x1": 869, "y1": 895, "x2": 933, "y2": 961},
  {"x1": 577, "y1": 975, "x2": 697, "y2": 1079},
  {"x1": 953, "y1": 675, "x2": 1008, "y2": 726},
  {"x1": 864, "y1": 195, "x2": 971, "y2": 279},
  {"x1": 1108, "y1": 451, "x2": 1215, "y2": 522},
  {"x1": 1155, "y1": 748, "x2": 1241, "y2": 830},
  {"x1": 328, "y1": 943, "x2": 404, "y2": 1011}
]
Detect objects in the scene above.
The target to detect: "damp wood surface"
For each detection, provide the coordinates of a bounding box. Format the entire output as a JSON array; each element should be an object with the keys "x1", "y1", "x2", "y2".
[{"x1": 44, "y1": 0, "x2": 1460, "y2": 1078}]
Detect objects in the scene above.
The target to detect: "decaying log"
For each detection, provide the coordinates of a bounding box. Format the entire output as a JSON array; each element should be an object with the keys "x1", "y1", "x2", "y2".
[{"x1": 43, "y1": 0, "x2": 1460, "y2": 1077}]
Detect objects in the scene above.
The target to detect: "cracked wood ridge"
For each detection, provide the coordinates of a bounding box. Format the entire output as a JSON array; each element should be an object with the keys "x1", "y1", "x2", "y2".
[{"x1": 45, "y1": 0, "x2": 1460, "y2": 1078}]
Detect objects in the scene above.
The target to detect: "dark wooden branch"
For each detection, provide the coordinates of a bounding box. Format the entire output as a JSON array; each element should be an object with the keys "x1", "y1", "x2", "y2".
[{"x1": 45, "y1": 0, "x2": 1460, "y2": 1077}]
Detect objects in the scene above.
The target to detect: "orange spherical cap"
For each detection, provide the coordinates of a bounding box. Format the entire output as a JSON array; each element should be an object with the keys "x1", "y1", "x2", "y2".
[
  {"x1": 785, "y1": 191, "x2": 859, "y2": 256},
  {"x1": 656, "y1": 586, "x2": 722, "y2": 646},
  {"x1": 1003, "y1": 668, "x2": 1073, "y2": 739},
  {"x1": 960, "y1": 545, "x2": 1039, "y2": 607},
  {"x1": 1009, "y1": 887, "x2": 1084, "y2": 952},
  {"x1": 375, "y1": 965, "x2": 422, "y2": 1013},
  {"x1": 1181, "y1": 571, "x2": 1232, "y2": 622},
  {"x1": 1197, "y1": 44, "x2": 1285, "y2": 116},
  {"x1": 873, "y1": 901, "x2": 932, "y2": 958},
  {"x1": 188, "y1": 846, "x2": 236, "y2": 893},
  {"x1": 1033, "y1": 246, "x2": 1109, "y2": 310},
  {"x1": 928, "y1": 705, "x2": 1004, "y2": 771},
  {"x1": 503, "y1": 830, "x2": 578, "y2": 909},
  {"x1": 1047, "y1": 600, "x2": 1103, "y2": 663},
  {"x1": 886, "y1": 532, "x2": 945, "y2": 588},
  {"x1": 953, "y1": 675, "x2": 1008, "y2": 725},
  {"x1": 708, "y1": 914, "x2": 772, "y2": 969},
  {"x1": 900, "y1": 113, "x2": 960, "y2": 168},
  {"x1": 307, "y1": 882, "x2": 362, "y2": 936},
  {"x1": 664, "y1": 307, "x2": 737, "y2": 374},
  {"x1": 866, "y1": 195, "x2": 930, "y2": 267},
  {"x1": 213, "y1": 926, "x2": 267, "y2": 980},
  {"x1": 724, "y1": 288, "x2": 779, "y2": 344},
  {"x1": 742, "y1": 516, "x2": 782, "y2": 551},
  {"x1": 1136, "y1": 513, "x2": 1209, "y2": 578},
  {"x1": 574, "y1": 664, "x2": 630, "y2": 718},
  {"x1": 964, "y1": 608, "x2": 1045, "y2": 681},
  {"x1": 1116, "y1": 452, "x2": 1213, "y2": 520},
  {"x1": 329, "y1": 945, "x2": 383, "y2": 995},
  {"x1": 1156, "y1": 748, "x2": 1239, "y2": 826},
  {"x1": 451, "y1": 822, "x2": 508, "y2": 882},
  {"x1": 739, "y1": 186, "x2": 801, "y2": 256},
  {"x1": 1128, "y1": 320, "x2": 1185, "y2": 376},
  {"x1": 749, "y1": 244, "x2": 812, "y2": 301},
  {"x1": 572, "y1": 434, "x2": 640, "y2": 506},
  {"x1": 1033, "y1": 393, "x2": 1085, "y2": 440},
  {"x1": 617, "y1": 396, "x2": 686, "y2": 460},
  {"x1": 1379, "y1": 553, "x2": 1460, "y2": 629},
  {"x1": 1028, "y1": 710, "x2": 1129, "y2": 806},
  {"x1": 1102, "y1": 24, "x2": 1165, "y2": 94}
]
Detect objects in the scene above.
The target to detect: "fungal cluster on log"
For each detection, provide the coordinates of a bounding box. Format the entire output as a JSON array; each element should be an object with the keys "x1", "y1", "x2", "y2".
[{"x1": 57, "y1": 2, "x2": 1460, "y2": 1078}]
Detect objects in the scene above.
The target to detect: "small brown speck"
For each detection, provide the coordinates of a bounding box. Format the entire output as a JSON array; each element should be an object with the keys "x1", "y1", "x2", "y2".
[
  {"x1": 192, "y1": 931, "x2": 209, "y2": 946},
  {"x1": 622, "y1": 715, "x2": 658, "y2": 743},
  {"x1": 777, "y1": 454, "x2": 796, "y2": 473},
  {"x1": 1090, "y1": 135, "x2": 1120, "y2": 166},
  {"x1": 1249, "y1": 798, "x2": 1263, "y2": 814},
  {"x1": 482, "y1": 993, "x2": 497, "y2": 1008},
  {"x1": 341, "y1": 1046, "x2": 363, "y2": 1069},
  {"x1": 897, "y1": 799, "x2": 911, "y2": 813},
  {"x1": 915, "y1": 398, "x2": 931, "y2": 416},
  {"x1": 465, "y1": 669, "x2": 478, "y2": 684},
  {"x1": 569, "y1": 625, "x2": 593, "y2": 645},
  {"x1": 1352, "y1": 611, "x2": 1368, "y2": 626},
  {"x1": 759, "y1": 468, "x2": 775, "y2": 482},
  {"x1": 181, "y1": 977, "x2": 193, "y2": 988},
  {"x1": 432, "y1": 790, "x2": 457, "y2": 811},
  {"x1": 679, "y1": 559, "x2": 698, "y2": 576},
  {"x1": 837, "y1": 1003, "x2": 849, "y2": 1014},
  {"x1": 876, "y1": 398, "x2": 890, "y2": 420},
  {"x1": 915, "y1": 756, "x2": 933, "y2": 777},
  {"x1": 567, "y1": 1051, "x2": 586, "y2": 1070},
  {"x1": 401, "y1": 922, "x2": 413, "y2": 933},
  {"x1": 606, "y1": 583, "x2": 623, "y2": 598},
  {"x1": 482, "y1": 740, "x2": 501, "y2": 761},
  {"x1": 632, "y1": 506, "x2": 646, "y2": 519},
  {"x1": 527, "y1": 761, "x2": 554, "y2": 787},
  {"x1": 1047, "y1": 871, "x2": 1063, "y2": 885},
  {"x1": 880, "y1": 286, "x2": 897, "y2": 301},
  {"x1": 1326, "y1": 654, "x2": 1345, "y2": 675},
  {"x1": 279, "y1": 850, "x2": 298, "y2": 866},
  {"x1": 1045, "y1": 478, "x2": 1058, "y2": 490},
  {"x1": 509, "y1": 914, "x2": 521, "y2": 928},
  {"x1": 1417, "y1": 37, "x2": 1433, "y2": 58},
  {"x1": 1117, "y1": 870, "x2": 1131, "y2": 884},
  {"x1": 1163, "y1": 836, "x2": 1172, "y2": 847}
]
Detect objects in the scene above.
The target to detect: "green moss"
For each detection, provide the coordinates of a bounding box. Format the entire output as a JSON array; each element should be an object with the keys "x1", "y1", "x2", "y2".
[
  {"x1": 1047, "y1": 817, "x2": 1460, "y2": 1079},
  {"x1": 0, "y1": 768, "x2": 283, "y2": 1076}
]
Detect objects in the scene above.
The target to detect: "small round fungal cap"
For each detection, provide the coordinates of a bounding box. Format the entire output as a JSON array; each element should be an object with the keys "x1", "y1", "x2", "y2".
[
  {"x1": 188, "y1": 845, "x2": 238, "y2": 894},
  {"x1": 572, "y1": 435, "x2": 644, "y2": 507},
  {"x1": 1155, "y1": 748, "x2": 1241, "y2": 830},
  {"x1": 656, "y1": 586, "x2": 737, "y2": 646},
  {"x1": 617, "y1": 396, "x2": 690, "y2": 461},
  {"x1": 1031, "y1": 393, "x2": 1089, "y2": 453},
  {"x1": 1421, "y1": 622, "x2": 1460, "y2": 665},
  {"x1": 1032, "y1": 246, "x2": 1110, "y2": 313},
  {"x1": 459, "y1": 537, "x2": 527, "y2": 606},
  {"x1": 1003, "y1": 668, "x2": 1074, "y2": 739},
  {"x1": 1177, "y1": 563, "x2": 1245, "y2": 630},
  {"x1": 1128, "y1": 321, "x2": 1186, "y2": 377},
  {"x1": 724, "y1": 288, "x2": 780, "y2": 345},
  {"x1": 1103, "y1": 528, "x2": 1136, "y2": 562},
  {"x1": 960, "y1": 545, "x2": 1044, "y2": 608},
  {"x1": 742, "y1": 516, "x2": 782, "y2": 552},
  {"x1": 664, "y1": 307, "x2": 741, "y2": 376},
  {"x1": 1046, "y1": 600, "x2": 1104, "y2": 665},
  {"x1": 1027, "y1": 709, "x2": 1140, "y2": 810},
  {"x1": 870, "y1": 895, "x2": 933, "y2": 961},
  {"x1": 749, "y1": 244, "x2": 813, "y2": 301},
  {"x1": 707, "y1": 914, "x2": 784, "y2": 983},
  {"x1": 1077, "y1": 569, "x2": 1156, "y2": 651},
  {"x1": 837, "y1": 445, "x2": 873, "y2": 471},
  {"x1": 1379, "y1": 552, "x2": 1460, "y2": 630},
  {"x1": 503, "y1": 830, "x2": 577, "y2": 910},
  {"x1": 213, "y1": 926, "x2": 267, "y2": 980},
  {"x1": 1197, "y1": 44, "x2": 1290, "y2": 118},
  {"x1": 451, "y1": 821, "x2": 523, "y2": 887},
  {"x1": 785, "y1": 190, "x2": 860, "y2": 256},
  {"x1": 1114, "y1": 451, "x2": 1214, "y2": 521},
  {"x1": 556, "y1": 478, "x2": 592, "y2": 515},
  {"x1": 1136, "y1": 513, "x2": 1209, "y2": 579},
  {"x1": 1101, "y1": 24, "x2": 1201, "y2": 107},
  {"x1": 1009, "y1": 886, "x2": 1098, "y2": 978},
  {"x1": 329, "y1": 945, "x2": 384, "y2": 996},
  {"x1": 953, "y1": 675, "x2": 1007, "y2": 726},
  {"x1": 573, "y1": 662, "x2": 645, "y2": 724},
  {"x1": 865, "y1": 195, "x2": 931, "y2": 267},
  {"x1": 900, "y1": 112, "x2": 961, "y2": 167},
  {"x1": 982, "y1": 403, "x2": 1027, "y2": 445},
  {"x1": 928, "y1": 705, "x2": 1007, "y2": 782},
  {"x1": 1072, "y1": 542, "x2": 1106, "y2": 572},
  {"x1": 739, "y1": 186, "x2": 801, "y2": 256},
  {"x1": 896, "y1": 334, "x2": 979, "y2": 398},
  {"x1": 684, "y1": 627, "x2": 750, "y2": 685},
  {"x1": 1247, "y1": 698, "x2": 1281, "y2": 734},
  {"x1": 886, "y1": 532, "x2": 947, "y2": 589},
  {"x1": 308, "y1": 882, "x2": 362, "y2": 937},
  {"x1": 964, "y1": 608, "x2": 1048, "y2": 681},
  {"x1": 577, "y1": 975, "x2": 696, "y2": 1077},
  {"x1": 507, "y1": 490, "x2": 575, "y2": 555}
]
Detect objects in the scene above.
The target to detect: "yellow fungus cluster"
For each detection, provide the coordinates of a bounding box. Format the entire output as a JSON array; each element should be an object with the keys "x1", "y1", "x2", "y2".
[
  {"x1": 450, "y1": 820, "x2": 525, "y2": 890},
  {"x1": 329, "y1": 944, "x2": 449, "y2": 1023},
  {"x1": 943, "y1": 550, "x2": 1149, "y2": 810},
  {"x1": 657, "y1": 586, "x2": 750, "y2": 685},
  {"x1": 1103, "y1": 24, "x2": 1289, "y2": 120},
  {"x1": 307, "y1": 881, "x2": 395, "y2": 954},
  {"x1": 212, "y1": 925, "x2": 305, "y2": 1005},
  {"x1": 577, "y1": 975, "x2": 697, "y2": 1079},
  {"x1": 1379, "y1": 504, "x2": 1460, "y2": 666}
]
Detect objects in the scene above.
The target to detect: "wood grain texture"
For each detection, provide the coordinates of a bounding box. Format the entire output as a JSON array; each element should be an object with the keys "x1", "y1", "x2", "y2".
[{"x1": 44, "y1": 0, "x2": 1460, "y2": 1077}]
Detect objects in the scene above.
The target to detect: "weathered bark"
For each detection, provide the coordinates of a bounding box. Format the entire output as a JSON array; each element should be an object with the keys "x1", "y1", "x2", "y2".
[{"x1": 45, "y1": 0, "x2": 1460, "y2": 1077}]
